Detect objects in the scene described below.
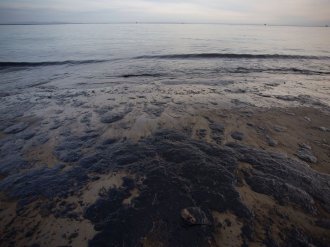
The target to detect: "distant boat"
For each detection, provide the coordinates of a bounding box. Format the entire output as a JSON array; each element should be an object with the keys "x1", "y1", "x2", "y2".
[{"x1": 326, "y1": 24, "x2": 329, "y2": 27}]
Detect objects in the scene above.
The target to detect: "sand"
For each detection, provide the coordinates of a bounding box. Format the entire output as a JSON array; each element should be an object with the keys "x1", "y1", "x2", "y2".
[{"x1": 0, "y1": 81, "x2": 330, "y2": 246}]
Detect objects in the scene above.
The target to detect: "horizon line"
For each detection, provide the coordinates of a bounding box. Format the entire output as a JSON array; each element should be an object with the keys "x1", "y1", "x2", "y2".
[{"x1": 0, "y1": 21, "x2": 329, "y2": 28}]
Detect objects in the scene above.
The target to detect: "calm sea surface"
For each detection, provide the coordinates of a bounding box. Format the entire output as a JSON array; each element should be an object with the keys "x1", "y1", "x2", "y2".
[{"x1": 0, "y1": 24, "x2": 329, "y2": 91}]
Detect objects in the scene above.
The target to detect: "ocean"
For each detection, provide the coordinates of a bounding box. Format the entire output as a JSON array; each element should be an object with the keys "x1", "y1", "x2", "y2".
[
  {"x1": 1, "y1": 24, "x2": 330, "y2": 246},
  {"x1": 0, "y1": 24, "x2": 329, "y2": 92}
]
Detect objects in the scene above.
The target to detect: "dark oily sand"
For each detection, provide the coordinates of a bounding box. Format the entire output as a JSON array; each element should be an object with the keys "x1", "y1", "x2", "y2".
[
  {"x1": 0, "y1": 84, "x2": 330, "y2": 246},
  {"x1": 84, "y1": 130, "x2": 251, "y2": 246},
  {"x1": 0, "y1": 123, "x2": 329, "y2": 246},
  {"x1": 232, "y1": 142, "x2": 329, "y2": 214},
  {"x1": 83, "y1": 130, "x2": 330, "y2": 246}
]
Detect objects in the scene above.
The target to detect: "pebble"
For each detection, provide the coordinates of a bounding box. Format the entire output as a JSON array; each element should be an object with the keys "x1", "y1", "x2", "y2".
[{"x1": 181, "y1": 207, "x2": 213, "y2": 226}]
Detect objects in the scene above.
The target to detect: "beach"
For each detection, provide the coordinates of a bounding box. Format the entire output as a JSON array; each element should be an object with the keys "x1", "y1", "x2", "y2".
[
  {"x1": 0, "y1": 24, "x2": 330, "y2": 246},
  {"x1": 0, "y1": 79, "x2": 330, "y2": 246}
]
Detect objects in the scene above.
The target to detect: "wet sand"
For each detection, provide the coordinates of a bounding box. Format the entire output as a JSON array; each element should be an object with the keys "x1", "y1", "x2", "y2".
[{"x1": 0, "y1": 82, "x2": 330, "y2": 246}]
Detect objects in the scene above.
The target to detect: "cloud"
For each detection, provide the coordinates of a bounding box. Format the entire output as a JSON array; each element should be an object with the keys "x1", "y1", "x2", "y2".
[{"x1": 0, "y1": 0, "x2": 329, "y2": 25}]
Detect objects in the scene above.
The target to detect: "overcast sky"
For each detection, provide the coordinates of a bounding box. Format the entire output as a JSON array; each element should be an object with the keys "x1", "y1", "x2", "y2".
[{"x1": 0, "y1": 0, "x2": 329, "y2": 25}]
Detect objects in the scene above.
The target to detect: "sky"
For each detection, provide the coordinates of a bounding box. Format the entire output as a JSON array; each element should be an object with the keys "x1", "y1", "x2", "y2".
[{"x1": 0, "y1": 0, "x2": 329, "y2": 26}]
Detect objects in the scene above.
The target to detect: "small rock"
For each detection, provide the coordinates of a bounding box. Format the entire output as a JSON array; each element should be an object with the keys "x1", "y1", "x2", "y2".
[{"x1": 181, "y1": 207, "x2": 213, "y2": 226}]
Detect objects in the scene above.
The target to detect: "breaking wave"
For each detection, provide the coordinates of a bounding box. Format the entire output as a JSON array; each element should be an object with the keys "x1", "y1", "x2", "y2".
[
  {"x1": 134, "y1": 53, "x2": 330, "y2": 60},
  {"x1": 0, "y1": 59, "x2": 109, "y2": 69}
]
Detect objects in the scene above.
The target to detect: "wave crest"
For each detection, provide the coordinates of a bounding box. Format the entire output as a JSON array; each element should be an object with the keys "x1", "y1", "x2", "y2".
[
  {"x1": 135, "y1": 53, "x2": 330, "y2": 60},
  {"x1": 0, "y1": 59, "x2": 109, "y2": 69}
]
